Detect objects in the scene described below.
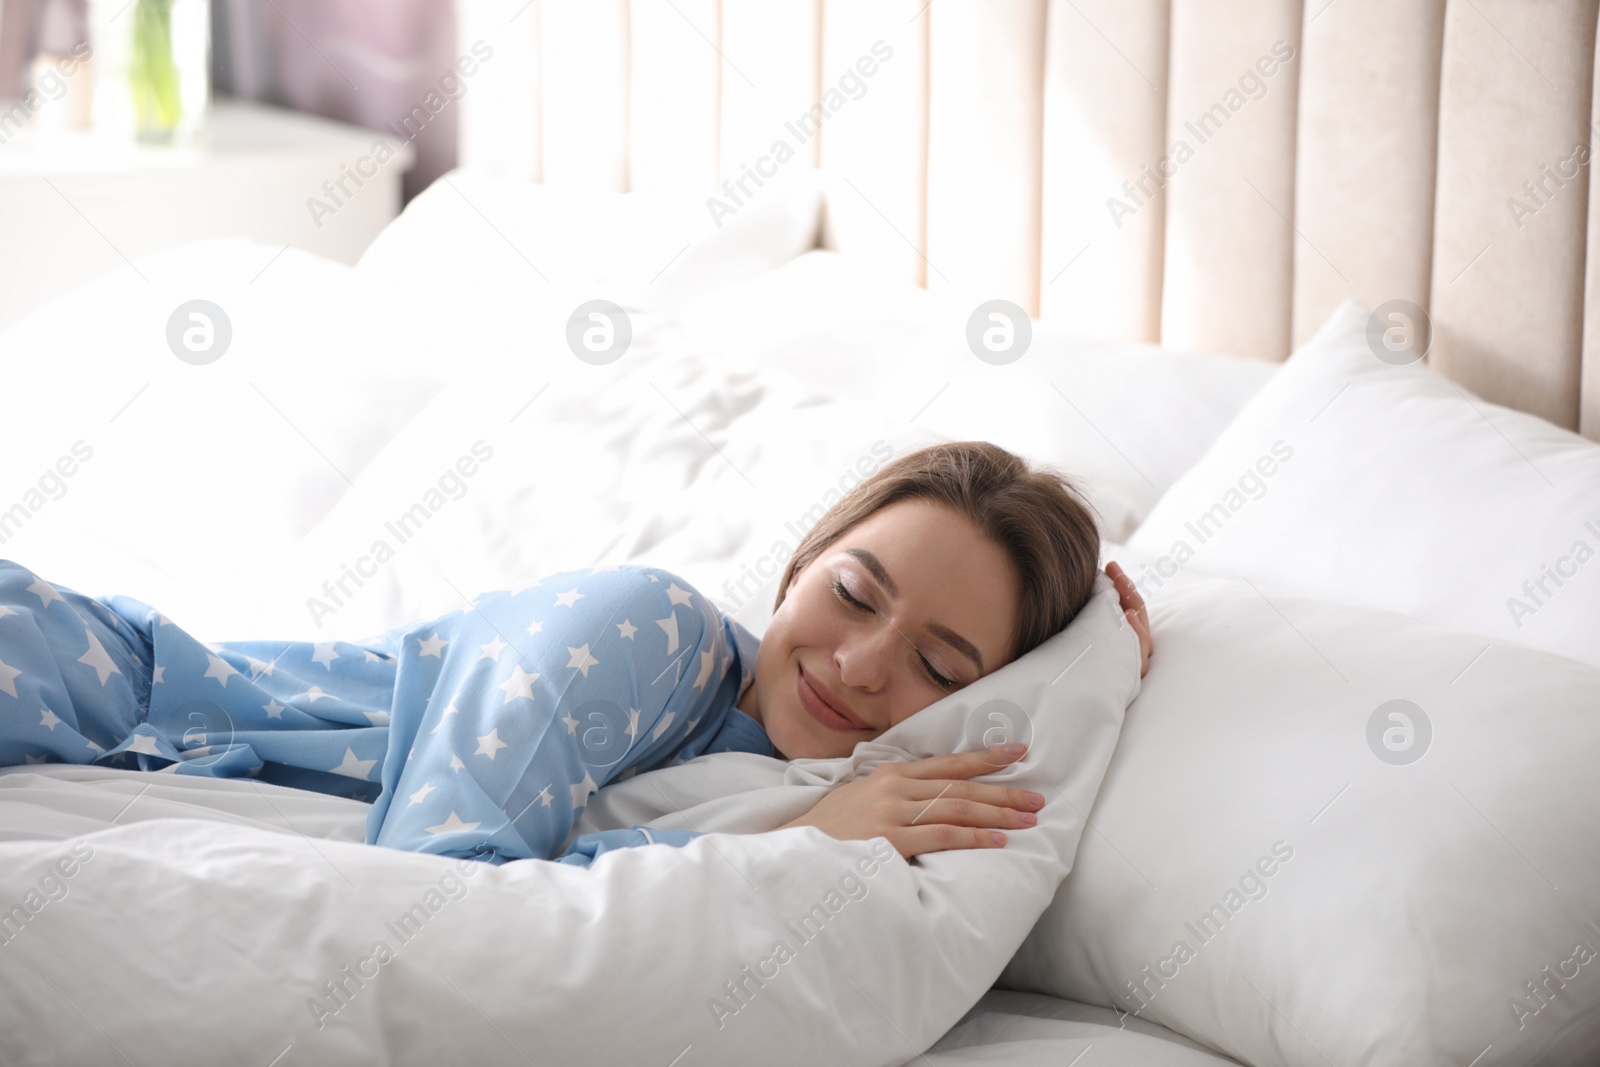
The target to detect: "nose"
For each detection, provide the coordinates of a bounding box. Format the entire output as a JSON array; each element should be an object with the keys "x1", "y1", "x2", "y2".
[{"x1": 835, "y1": 616, "x2": 902, "y2": 691}]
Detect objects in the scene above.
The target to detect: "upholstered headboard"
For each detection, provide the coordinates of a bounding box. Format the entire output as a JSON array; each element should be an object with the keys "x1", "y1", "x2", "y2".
[{"x1": 456, "y1": 0, "x2": 1600, "y2": 441}]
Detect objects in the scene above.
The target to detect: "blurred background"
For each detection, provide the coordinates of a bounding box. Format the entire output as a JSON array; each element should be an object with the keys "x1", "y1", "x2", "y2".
[{"x1": 0, "y1": 0, "x2": 464, "y2": 331}]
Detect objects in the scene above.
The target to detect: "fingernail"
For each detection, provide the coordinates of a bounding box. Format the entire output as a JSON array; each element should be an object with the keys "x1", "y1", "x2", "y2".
[
  {"x1": 1026, "y1": 791, "x2": 1045, "y2": 806},
  {"x1": 1004, "y1": 743, "x2": 1027, "y2": 755},
  {"x1": 1018, "y1": 811, "x2": 1036, "y2": 824},
  {"x1": 990, "y1": 831, "x2": 1007, "y2": 845}
]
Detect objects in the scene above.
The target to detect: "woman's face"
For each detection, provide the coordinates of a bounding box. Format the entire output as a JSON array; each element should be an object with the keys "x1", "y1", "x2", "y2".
[{"x1": 739, "y1": 498, "x2": 1022, "y2": 760}]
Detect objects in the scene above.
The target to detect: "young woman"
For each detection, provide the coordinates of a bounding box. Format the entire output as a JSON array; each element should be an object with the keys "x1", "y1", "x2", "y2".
[{"x1": 0, "y1": 441, "x2": 1151, "y2": 867}]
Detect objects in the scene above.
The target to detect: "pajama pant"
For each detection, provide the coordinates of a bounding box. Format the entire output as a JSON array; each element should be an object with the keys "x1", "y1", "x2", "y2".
[{"x1": 0, "y1": 559, "x2": 771, "y2": 866}]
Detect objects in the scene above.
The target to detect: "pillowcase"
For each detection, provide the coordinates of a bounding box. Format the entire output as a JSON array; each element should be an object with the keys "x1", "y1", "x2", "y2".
[
  {"x1": 348, "y1": 167, "x2": 824, "y2": 379},
  {"x1": 673, "y1": 250, "x2": 1279, "y2": 542},
  {"x1": 1129, "y1": 298, "x2": 1600, "y2": 668},
  {"x1": 1000, "y1": 542, "x2": 1600, "y2": 1067},
  {"x1": 0, "y1": 573, "x2": 1142, "y2": 1067},
  {"x1": 0, "y1": 238, "x2": 442, "y2": 640},
  {"x1": 220, "y1": 316, "x2": 943, "y2": 645}
]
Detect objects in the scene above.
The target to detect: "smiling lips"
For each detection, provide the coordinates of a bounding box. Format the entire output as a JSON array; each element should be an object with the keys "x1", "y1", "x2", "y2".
[{"x1": 797, "y1": 664, "x2": 866, "y2": 732}]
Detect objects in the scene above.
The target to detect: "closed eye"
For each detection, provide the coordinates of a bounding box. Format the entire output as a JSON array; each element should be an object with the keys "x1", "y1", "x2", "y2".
[{"x1": 831, "y1": 578, "x2": 958, "y2": 691}]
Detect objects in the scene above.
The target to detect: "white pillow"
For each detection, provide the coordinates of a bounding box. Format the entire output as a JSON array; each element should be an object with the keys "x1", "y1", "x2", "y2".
[
  {"x1": 219, "y1": 325, "x2": 943, "y2": 645},
  {"x1": 0, "y1": 239, "x2": 441, "y2": 638},
  {"x1": 1129, "y1": 298, "x2": 1600, "y2": 668},
  {"x1": 0, "y1": 573, "x2": 1141, "y2": 1067},
  {"x1": 673, "y1": 250, "x2": 1278, "y2": 542},
  {"x1": 1001, "y1": 542, "x2": 1600, "y2": 1067},
  {"x1": 348, "y1": 168, "x2": 824, "y2": 377}
]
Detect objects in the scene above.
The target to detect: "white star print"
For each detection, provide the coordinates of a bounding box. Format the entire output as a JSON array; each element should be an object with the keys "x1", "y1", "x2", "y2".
[
  {"x1": 418, "y1": 634, "x2": 448, "y2": 657},
  {"x1": 570, "y1": 770, "x2": 597, "y2": 809},
  {"x1": 363, "y1": 711, "x2": 390, "y2": 726},
  {"x1": 127, "y1": 733, "x2": 164, "y2": 756},
  {"x1": 693, "y1": 647, "x2": 716, "y2": 691},
  {"x1": 665, "y1": 582, "x2": 693, "y2": 607},
  {"x1": 263, "y1": 699, "x2": 285, "y2": 719},
  {"x1": 26, "y1": 578, "x2": 64, "y2": 609},
  {"x1": 526, "y1": 619, "x2": 544, "y2": 637},
  {"x1": 479, "y1": 636, "x2": 508, "y2": 661},
  {"x1": 536, "y1": 784, "x2": 553, "y2": 807},
  {"x1": 476, "y1": 728, "x2": 510, "y2": 760},
  {"x1": 623, "y1": 707, "x2": 642, "y2": 738},
  {"x1": 312, "y1": 643, "x2": 340, "y2": 669},
  {"x1": 0, "y1": 657, "x2": 20, "y2": 698},
  {"x1": 555, "y1": 587, "x2": 585, "y2": 608},
  {"x1": 657, "y1": 612, "x2": 680, "y2": 655},
  {"x1": 152, "y1": 665, "x2": 165, "y2": 685},
  {"x1": 566, "y1": 643, "x2": 599, "y2": 677},
  {"x1": 429, "y1": 701, "x2": 462, "y2": 735},
  {"x1": 330, "y1": 747, "x2": 376, "y2": 781},
  {"x1": 299, "y1": 686, "x2": 333, "y2": 703},
  {"x1": 407, "y1": 782, "x2": 437, "y2": 807},
  {"x1": 425, "y1": 811, "x2": 481, "y2": 836},
  {"x1": 651, "y1": 711, "x2": 676, "y2": 741},
  {"x1": 245, "y1": 655, "x2": 275, "y2": 678},
  {"x1": 563, "y1": 712, "x2": 579, "y2": 735},
  {"x1": 0, "y1": 605, "x2": 16, "y2": 619},
  {"x1": 617, "y1": 619, "x2": 638, "y2": 640},
  {"x1": 498, "y1": 666, "x2": 539, "y2": 704},
  {"x1": 449, "y1": 754, "x2": 465, "y2": 772},
  {"x1": 77, "y1": 631, "x2": 122, "y2": 686},
  {"x1": 39, "y1": 708, "x2": 62, "y2": 731},
  {"x1": 203, "y1": 654, "x2": 240, "y2": 688}
]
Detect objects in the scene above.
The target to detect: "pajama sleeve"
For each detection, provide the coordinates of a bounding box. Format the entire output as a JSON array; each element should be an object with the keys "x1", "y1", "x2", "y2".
[{"x1": 367, "y1": 564, "x2": 758, "y2": 866}]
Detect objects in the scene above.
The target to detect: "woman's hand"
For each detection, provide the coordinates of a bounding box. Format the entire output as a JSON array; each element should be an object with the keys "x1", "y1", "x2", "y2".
[
  {"x1": 775, "y1": 745, "x2": 1044, "y2": 859},
  {"x1": 1105, "y1": 561, "x2": 1151, "y2": 677}
]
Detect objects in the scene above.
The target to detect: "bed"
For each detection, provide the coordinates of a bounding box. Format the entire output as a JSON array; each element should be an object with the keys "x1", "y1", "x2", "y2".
[{"x1": 3, "y1": 2, "x2": 1599, "y2": 1065}]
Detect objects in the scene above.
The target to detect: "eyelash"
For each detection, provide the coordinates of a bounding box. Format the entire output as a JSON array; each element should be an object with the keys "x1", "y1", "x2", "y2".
[{"x1": 830, "y1": 578, "x2": 959, "y2": 690}]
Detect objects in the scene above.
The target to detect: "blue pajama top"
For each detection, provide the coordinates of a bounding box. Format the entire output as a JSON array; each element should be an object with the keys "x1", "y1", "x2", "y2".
[{"x1": 0, "y1": 560, "x2": 774, "y2": 867}]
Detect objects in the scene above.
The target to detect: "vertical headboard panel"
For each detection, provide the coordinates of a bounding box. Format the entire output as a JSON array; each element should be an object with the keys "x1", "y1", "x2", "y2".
[
  {"x1": 629, "y1": 0, "x2": 720, "y2": 195},
  {"x1": 818, "y1": 0, "x2": 930, "y2": 288},
  {"x1": 1038, "y1": 0, "x2": 1169, "y2": 343},
  {"x1": 1428, "y1": 0, "x2": 1596, "y2": 431},
  {"x1": 721, "y1": 0, "x2": 820, "y2": 189},
  {"x1": 454, "y1": 0, "x2": 1600, "y2": 441},
  {"x1": 1160, "y1": 0, "x2": 1303, "y2": 362},
  {"x1": 1292, "y1": 0, "x2": 1445, "y2": 350},
  {"x1": 1585, "y1": 12, "x2": 1600, "y2": 439},
  {"x1": 458, "y1": 2, "x2": 542, "y2": 182},
  {"x1": 924, "y1": 0, "x2": 1048, "y2": 313},
  {"x1": 539, "y1": 0, "x2": 630, "y2": 191}
]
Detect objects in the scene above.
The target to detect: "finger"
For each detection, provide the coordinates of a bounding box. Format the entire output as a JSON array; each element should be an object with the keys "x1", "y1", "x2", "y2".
[
  {"x1": 895, "y1": 746, "x2": 1027, "y2": 780},
  {"x1": 910, "y1": 778, "x2": 1044, "y2": 812},
  {"x1": 904, "y1": 795, "x2": 1039, "y2": 833},
  {"x1": 896, "y1": 823, "x2": 1010, "y2": 857}
]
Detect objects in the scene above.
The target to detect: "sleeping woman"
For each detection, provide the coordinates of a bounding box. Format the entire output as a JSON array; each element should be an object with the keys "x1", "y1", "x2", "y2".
[{"x1": 0, "y1": 440, "x2": 1151, "y2": 868}]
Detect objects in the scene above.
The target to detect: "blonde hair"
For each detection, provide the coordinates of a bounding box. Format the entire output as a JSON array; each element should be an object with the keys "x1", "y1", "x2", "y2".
[{"x1": 773, "y1": 440, "x2": 1101, "y2": 666}]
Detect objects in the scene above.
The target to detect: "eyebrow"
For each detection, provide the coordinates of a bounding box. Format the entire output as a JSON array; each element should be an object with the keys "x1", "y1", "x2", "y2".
[{"x1": 843, "y1": 547, "x2": 985, "y2": 675}]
